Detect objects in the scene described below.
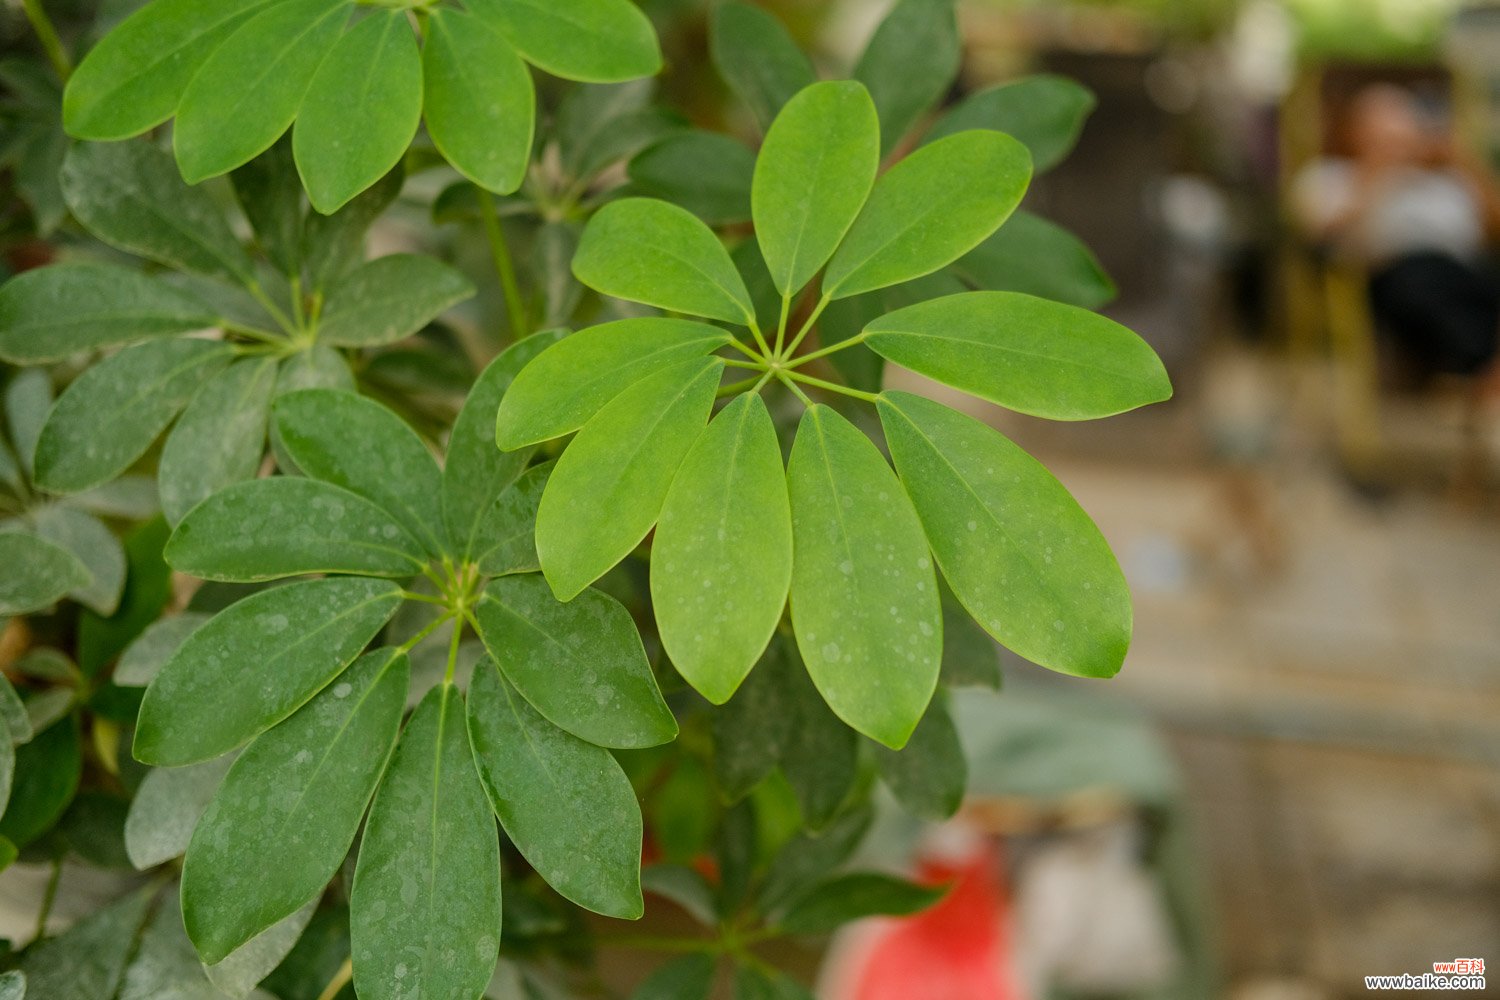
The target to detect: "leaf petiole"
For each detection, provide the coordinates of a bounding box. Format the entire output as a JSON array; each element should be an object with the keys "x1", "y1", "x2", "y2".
[
  {"x1": 397, "y1": 610, "x2": 455, "y2": 654},
  {"x1": 442, "y1": 607, "x2": 463, "y2": 684},
  {"x1": 786, "y1": 369, "x2": 880, "y2": 403},
  {"x1": 783, "y1": 330, "x2": 866, "y2": 370},
  {"x1": 775, "y1": 371, "x2": 813, "y2": 407},
  {"x1": 716, "y1": 375, "x2": 762, "y2": 398},
  {"x1": 478, "y1": 189, "x2": 529, "y2": 341},
  {"x1": 780, "y1": 292, "x2": 832, "y2": 359}
]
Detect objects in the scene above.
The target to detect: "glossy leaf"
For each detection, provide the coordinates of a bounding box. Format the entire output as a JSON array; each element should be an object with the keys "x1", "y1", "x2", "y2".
[
  {"x1": 823, "y1": 131, "x2": 1032, "y2": 300},
  {"x1": 853, "y1": 0, "x2": 959, "y2": 154},
  {"x1": 423, "y1": 8, "x2": 534, "y2": 194},
  {"x1": 710, "y1": 2, "x2": 815, "y2": 132},
  {"x1": 878, "y1": 391, "x2": 1132, "y2": 677},
  {"x1": 754, "y1": 81, "x2": 879, "y2": 297},
  {"x1": 537, "y1": 357, "x2": 722, "y2": 600},
  {"x1": 114, "y1": 612, "x2": 211, "y2": 687},
  {"x1": 123, "y1": 754, "x2": 233, "y2": 869},
  {"x1": 473, "y1": 461, "x2": 551, "y2": 576},
  {"x1": 173, "y1": 0, "x2": 350, "y2": 184},
  {"x1": 573, "y1": 198, "x2": 755, "y2": 324},
  {"x1": 777, "y1": 872, "x2": 944, "y2": 933},
  {"x1": 0, "y1": 263, "x2": 215, "y2": 364},
  {"x1": 468, "y1": 0, "x2": 660, "y2": 83},
  {"x1": 351, "y1": 685, "x2": 501, "y2": 1000},
  {"x1": 628, "y1": 131, "x2": 755, "y2": 225},
  {"x1": 166, "y1": 477, "x2": 427, "y2": 581},
  {"x1": 158, "y1": 358, "x2": 276, "y2": 525},
  {"x1": 184, "y1": 648, "x2": 408, "y2": 963},
  {"x1": 315, "y1": 254, "x2": 473, "y2": 347},
  {"x1": 0, "y1": 530, "x2": 89, "y2": 616},
  {"x1": 925, "y1": 75, "x2": 1095, "y2": 172},
  {"x1": 496, "y1": 318, "x2": 730, "y2": 449},
  {"x1": 468, "y1": 656, "x2": 644, "y2": 918},
  {"x1": 952, "y1": 211, "x2": 1115, "y2": 309},
  {"x1": 865, "y1": 291, "x2": 1171, "y2": 419},
  {"x1": 293, "y1": 9, "x2": 421, "y2": 214},
  {"x1": 653, "y1": 394, "x2": 791, "y2": 703},
  {"x1": 871, "y1": 696, "x2": 965, "y2": 819},
  {"x1": 31, "y1": 506, "x2": 127, "y2": 615},
  {"x1": 0, "y1": 716, "x2": 81, "y2": 847},
  {"x1": 135, "y1": 576, "x2": 402, "y2": 764},
  {"x1": 473, "y1": 575, "x2": 676, "y2": 748}
]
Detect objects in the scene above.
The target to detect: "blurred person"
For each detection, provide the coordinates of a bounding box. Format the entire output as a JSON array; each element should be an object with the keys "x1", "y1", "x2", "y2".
[{"x1": 1293, "y1": 83, "x2": 1500, "y2": 380}]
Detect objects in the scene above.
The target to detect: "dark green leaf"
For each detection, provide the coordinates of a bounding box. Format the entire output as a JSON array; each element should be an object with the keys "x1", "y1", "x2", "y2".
[
  {"x1": 938, "y1": 579, "x2": 1000, "y2": 689},
  {"x1": 315, "y1": 254, "x2": 474, "y2": 347},
  {"x1": 628, "y1": 131, "x2": 754, "y2": 226},
  {"x1": 302, "y1": 163, "x2": 405, "y2": 291},
  {"x1": 710, "y1": 2, "x2": 815, "y2": 133},
  {"x1": 925, "y1": 75, "x2": 1095, "y2": 172},
  {"x1": 952, "y1": 210, "x2": 1114, "y2": 308},
  {"x1": 777, "y1": 641, "x2": 858, "y2": 830},
  {"x1": 232, "y1": 137, "x2": 304, "y2": 276},
  {"x1": 473, "y1": 460, "x2": 551, "y2": 576},
  {"x1": 853, "y1": 0, "x2": 959, "y2": 154},
  {"x1": 630, "y1": 954, "x2": 716, "y2": 1000},
  {"x1": 641, "y1": 864, "x2": 717, "y2": 925},
  {"x1": 557, "y1": 80, "x2": 681, "y2": 182},
  {"x1": 56, "y1": 790, "x2": 132, "y2": 869},
  {"x1": 0, "y1": 531, "x2": 90, "y2": 615},
  {"x1": 777, "y1": 872, "x2": 944, "y2": 933},
  {"x1": 470, "y1": 0, "x2": 659, "y2": 82},
  {"x1": 123, "y1": 754, "x2": 233, "y2": 868},
  {"x1": 115, "y1": 612, "x2": 211, "y2": 687},
  {"x1": 32, "y1": 506, "x2": 127, "y2": 615},
  {"x1": 0, "y1": 674, "x2": 33, "y2": 744},
  {"x1": 758, "y1": 805, "x2": 872, "y2": 914},
  {"x1": 871, "y1": 695, "x2": 965, "y2": 819},
  {"x1": 0, "y1": 715, "x2": 81, "y2": 847},
  {"x1": 734, "y1": 966, "x2": 815, "y2": 1000},
  {"x1": 18, "y1": 885, "x2": 153, "y2": 1000},
  {"x1": 158, "y1": 357, "x2": 276, "y2": 525},
  {"x1": 711, "y1": 636, "x2": 793, "y2": 802}
]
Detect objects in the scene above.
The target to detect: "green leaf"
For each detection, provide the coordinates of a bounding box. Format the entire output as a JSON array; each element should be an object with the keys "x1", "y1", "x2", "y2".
[
  {"x1": 823, "y1": 130, "x2": 1032, "y2": 300},
  {"x1": 467, "y1": 0, "x2": 660, "y2": 82},
  {"x1": 422, "y1": 8, "x2": 534, "y2": 195},
  {"x1": 314, "y1": 254, "x2": 473, "y2": 347},
  {"x1": 758, "y1": 805, "x2": 871, "y2": 913},
  {"x1": 0, "y1": 674, "x2": 34, "y2": 744},
  {"x1": 558, "y1": 82, "x2": 681, "y2": 183},
  {"x1": 652, "y1": 394, "x2": 790, "y2": 704},
  {"x1": 753, "y1": 81, "x2": 879, "y2": 297},
  {"x1": 777, "y1": 872, "x2": 944, "y2": 933},
  {"x1": 60, "y1": 140, "x2": 257, "y2": 284},
  {"x1": 0, "y1": 970, "x2": 20, "y2": 1000},
  {"x1": 5, "y1": 367, "x2": 50, "y2": 476},
  {"x1": 115, "y1": 612, "x2": 211, "y2": 687},
  {"x1": 952, "y1": 211, "x2": 1115, "y2": 308},
  {"x1": 711, "y1": 637, "x2": 793, "y2": 801},
  {"x1": 641, "y1": 864, "x2": 717, "y2": 924},
  {"x1": 877, "y1": 391, "x2": 1131, "y2": 678},
  {"x1": 853, "y1": 0, "x2": 959, "y2": 154},
  {"x1": 117, "y1": 891, "x2": 226, "y2": 999},
  {"x1": 473, "y1": 460, "x2": 551, "y2": 576},
  {"x1": 537, "y1": 357, "x2": 722, "y2": 600},
  {"x1": 865, "y1": 291, "x2": 1170, "y2": 419},
  {"x1": 34, "y1": 338, "x2": 231, "y2": 494},
  {"x1": 467, "y1": 656, "x2": 644, "y2": 918},
  {"x1": 0, "y1": 715, "x2": 81, "y2": 847},
  {"x1": 275, "y1": 343, "x2": 354, "y2": 395},
  {"x1": 925, "y1": 75, "x2": 1095, "y2": 172},
  {"x1": 0, "y1": 531, "x2": 90, "y2": 615},
  {"x1": 443, "y1": 330, "x2": 564, "y2": 560},
  {"x1": 573, "y1": 198, "x2": 755, "y2": 324},
  {"x1": 0, "y1": 262, "x2": 216, "y2": 364},
  {"x1": 63, "y1": 0, "x2": 277, "y2": 141},
  {"x1": 938, "y1": 580, "x2": 1000, "y2": 689},
  {"x1": 184, "y1": 648, "x2": 408, "y2": 963},
  {"x1": 79, "y1": 517, "x2": 174, "y2": 676},
  {"x1": 495, "y1": 318, "x2": 729, "y2": 449},
  {"x1": 785, "y1": 405, "x2": 941, "y2": 749},
  {"x1": 709, "y1": 2, "x2": 815, "y2": 133},
  {"x1": 158, "y1": 358, "x2": 277, "y2": 525},
  {"x1": 165, "y1": 477, "x2": 428, "y2": 581},
  {"x1": 293, "y1": 9, "x2": 421, "y2": 214},
  {"x1": 734, "y1": 966, "x2": 815, "y2": 1000},
  {"x1": 302, "y1": 163, "x2": 405, "y2": 291},
  {"x1": 203, "y1": 899, "x2": 317, "y2": 998},
  {"x1": 123, "y1": 754, "x2": 233, "y2": 868},
  {"x1": 777, "y1": 641, "x2": 858, "y2": 830},
  {"x1": 0, "y1": 716, "x2": 12, "y2": 816},
  {"x1": 872, "y1": 695, "x2": 965, "y2": 819},
  {"x1": 32, "y1": 506, "x2": 127, "y2": 615},
  {"x1": 134, "y1": 576, "x2": 402, "y2": 764},
  {"x1": 232, "y1": 137, "x2": 304, "y2": 276},
  {"x1": 629, "y1": 955, "x2": 716, "y2": 1000},
  {"x1": 274, "y1": 388, "x2": 446, "y2": 556},
  {"x1": 18, "y1": 885, "x2": 152, "y2": 1000},
  {"x1": 473, "y1": 575, "x2": 675, "y2": 748},
  {"x1": 628, "y1": 131, "x2": 754, "y2": 226},
  {"x1": 351, "y1": 685, "x2": 501, "y2": 1000},
  {"x1": 173, "y1": 0, "x2": 350, "y2": 184}
]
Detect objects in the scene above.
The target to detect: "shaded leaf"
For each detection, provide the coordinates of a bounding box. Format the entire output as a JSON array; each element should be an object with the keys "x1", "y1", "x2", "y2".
[
  {"x1": 18, "y1": 885, "x2": 153, "y2": 1000},
  {"x1": 158, "y1": 358, "x2": 277, "y2": 526},
  {"x1": 32, "y1": 505, "x2": 127, "y2": 615},
  {"x1": 777, "y1": 872, "x2": 944, "y2": 933},
  {"x1": 758, "y1": 805, "x2": 872, "y2": 914},
  {"x1": 473, "y1": 460, "x2": 551, "y2": 576},
  {"x1": 640, "y1": 865, "x2": 716, "y2": 925},
  {"x1": 711, "y1": 637, "x2": 793, "y2": 802},
  {"x1": 0, "y1": 531, "x2": 90, "y2": 615},
  {"x1": 777, "y1": 641, "x2": 858, "y2": 830},
  {"x1": 853, "y1": 0, "x2": 960, "y2": 154},
  {"x1": 123, "y1": 754, "x2": 233, "y2": 869},
  {"x1": 115, "y1": 612, "x2": 211, "y2": 687},
  {"x1": 871, "y1": 695, "x2": 965, "y2": 819},
  {"x1": 232, "y1": 137, "x2": 304, "y2": 276},
  {"x1": 315, "y1": 254, "x2": 473, "y2": 347},
  {"x1": 628, "y1": 131, "x2": 755, "y2": 226},
  {"x1": 0, "y1": 715, "x2": 81, "y2": 847},
  {"x1": 925, "y1": 75, "x2": 1094, "y2": 172},
  {"x1": 203, "y1": 899, "x2": 318, "y2": 999},
  {"x1": 629, "y1": 954, "x2": 716, "y2": 1000},
  {"x1": 710, "y1": 2, "x2": 815, "y2": 133}
]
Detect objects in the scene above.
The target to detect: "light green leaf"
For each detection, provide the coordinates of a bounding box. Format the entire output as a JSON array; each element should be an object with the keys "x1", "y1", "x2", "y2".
[
  {"x1": 443, "y1": 330, "x2": 565, "y2": 560},
  {"x1": 865, "y1": 291, "x2": 1170, "y2": 419},
  {"x1": 823, "y1": 130, "x2": 1032, "y2": 300},
  {"x1": 203, "y1": 899, "x2": 317, "y2": 999},
  {"x1": 786, "y1": 405, "x2": 940, "y2": 749},
  {"x1": 652, "y1": 394, "x2": 790, "y2": 704},
  {"x1": 0, "y1": 716, "x2": 81, "y2": 847},
  {"x1": 32, "y1": 506, "x2": 127, "y2": 615},
  {"x1": 630, "y1": 955, "x2": 716, "y2": 1000},
  {"x1": 422, "y1": 8, "x2": 534, "y2": 195},
  {"x1": 293, "y1": 9, "x2": 421, "y2": 214},
  {"x1": 872, "y1": 695, "x2": 965, "y2": 819},
  {"x1": 467, "y1": 656, "x2": 644, "y2": 918},
  {"x1": 473, "y1": 460, "x2": 551, "y2": 576},
  {"x1": 710, "y1": 637, "x2": 792, "y2": 802},
  {"x1": 351, "y1": 685, "x2": 500, "y2": 1000},
  {"x1": 777, "y1": 872, "x2": 944, "y2": 933},
  {"x1": 0, "y1": 263, "x2": 216, "y2": 364},
  {"x1": 60, "y1": 140, "x2": 257, "y2": 284},
  {"x1": 159, "y1": 358, "x2": 277, "y2": 526},
  {"x1": 753, "y1": 81, "x2": 879, "y2": 297},
  {"x1": 165, "y1": 477, "x2": 427, "y2": 581},
  {"x1": 18, "y1": 885, "x2": 152, "y2": 1000},
  {"x1": 854, "y1": 0, "x2": 959, "y2": 154},
  {"x1": 184, "y1": 648, "x2": 408, "y2": 963},
  {"x1": 274, "y1": 388, "x2": 445, "y2": 556},
  {"x1": 115, "y1": 612, "x2": 211, "y2": 687},
  {"x1": 495, "y1": 318, "x2": 730, "y2": 449},
  {"x1": 0, "y1": 531, "x2": 90, "y2": 615},
  {"x1": 134, "y1": 576, "x2": 402, "y2": 764},
  {"x1": 118, "y1": 890, "x2": 255, "y2": 1000},
  {"x1": 777, "y1": 641, "x2": 858, "y2": 830},
  {"x1": 573, "y1": 198, "x2": 755, "y2": 324},
  {"x1": 123, "y1": 754, "x2": 233, "y2": 869},
  {"x1": 709, "y1": 2, "x2": 815, "y2": 133},
  {"x1": 628, "y1": 131, "x2": 755, "y2": 226},
  {"x1": 925, "y1": 75, "x2": 1095, "y2": 172},
  {"x1": 473, "y1": 575, "x2": 675, "y2": 749},
  {"x1": 536, "y1": 357, "x2": 722, "y2": 600},
  {"x1": 878, "y1": 391, "x2": 1131, "y2": 678},
  {"x1": 63, "y1": 0, "x2": 277, "y2": 141},
  {"x1": 314, "y1": 254, "x2": 473, "y2": 347},
  {"x1": 952, "y1": 211, "x2": 1115, "y2": 308},
  {"x1": 173, "y1": 0, "x2": 350, "y2": 184},
  {"x1": 467, "y1": 0, "x2": 660, "y2": 82},
  {"x1": 4, "y1": 368, "x2": 50, "y2": 477},
  {"x1": 232, "y1": 137, "x2": 304, "y2": 276}
]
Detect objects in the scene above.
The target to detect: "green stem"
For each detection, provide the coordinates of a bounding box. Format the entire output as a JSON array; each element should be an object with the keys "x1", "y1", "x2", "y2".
[
  {"x1": 716, "y1": 376, "x2": 762, "y2": 398},
  {"x1": 245, "y1": 280, "x2": 299, "y2": 337},
  {"x1": 775, "y1": 371, "x2": 813, "y2": 407},
  {"x1": 221, "y1": 321, "x2": 289, "y2": 344},
  {"x1": 398, "y1": 590, "x2": 449, "y2": 606},
  {"x1": 397, "y1": 611, "x2": 454, "y2": 654},
  {"x1": 783, "y1": 331, "x2": 865, "y2": 370},
  {"x1": 780, "y1": 293, "x2": 832, "y2": 360},
  {"x1": 477, "y1": 189, "x2": 528, "y2": 341},
  {"x1": 315, "y1": 957, "x2": 353, "y2": 1000},
  {"x1": 33, "y1": 856, "x2": 62, "y2": 942},
  {"x1": 773, "y1": 292, "x2": 792, "y2": 356},
  {"x1": 745, "y1": 315, "x2": 774, "y2": 359},
  {"x1": 21, "y1": 0, "x2": 71, "y2": 81},
  {"x1": 722, "y1": 358, "x2": 764, "y2": 371},
  {"x1": 442, "y1": 609, "x2": 463, "y2": 685},
  {"x1": 724, "y1": 337, "x2": 767, "y2": 363},
  {"x1": 787, "y1": 369, "x2": 880, "y2": 403}
]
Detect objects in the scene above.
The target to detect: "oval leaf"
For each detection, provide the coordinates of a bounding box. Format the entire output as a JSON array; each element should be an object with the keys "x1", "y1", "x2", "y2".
[
  {"x1": 865, "y1": 291, "x2": 1170, "y2": 420},
  {"x1": 31, "y1": 506, "x2": 127, "y2": 615},
  {"x1": 871, "y1": 695, "x2": 966, "y2": 820},
  {"x1": 853, "y1": 0, "x2": 960, "y2": 155},
  {"x1": 777, "y1": 872, "x2": 944, "y2": 933},
  {"x1": 123, "y1": 755, "x2": 233, "y2": 869},
  {"x1": 652, "y1": 394, "x2": 791, "y2": 704},
  {"x1": 628, "y1": 131, "x2": 755, "y2": 226},
  {"x1": 474, "y1": 460, "x2": 551, "y2": 576},
  {"x1": 878, "y1": 391, "x2": 1131, "y2": 677},
  {"x1": 467, "y1": 656, "x2": 644, "y2": 918},
  {"x1": 158, "y1": 358, "x2": 276, "y2": 526},
  {"x1": 314, "y1": 254, "x2": 473, "y2": 347},
  {"x1": 951, "y1": 210, "x2": 1115, "y2": 309},
  {"x1": 469, "y1": 0, "x2": 660, "y2": 82},
  {"x1": 924, "y1": 74, "x2": 1095, "y2": 172},
  {"x1": 473, "y1": 575, "x2": 675, "y2": 749},
  {"x1": 786, "y1": 405, "x2": 940, "y2": 749},
  {"x1": 709, "y1": 2, "x2": 815, "y2": 132},
  {"x1": 0, "y1": 532, "x2": 89, "y2": 616},
  {"x1": 823, "y1": 130, "x2": 1032, "y2": 300},
  {"x1": 134, "y1": 576, "x2": 402, "y2": 764}
]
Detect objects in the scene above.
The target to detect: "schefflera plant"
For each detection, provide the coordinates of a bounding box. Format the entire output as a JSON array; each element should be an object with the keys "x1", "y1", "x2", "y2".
[
  {"x1": 498, "y1": 80, "x2": 1172, "y2": 749},
  {"x1": 130, "y1": 338, "x2": 669, "y2": 1000}
]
